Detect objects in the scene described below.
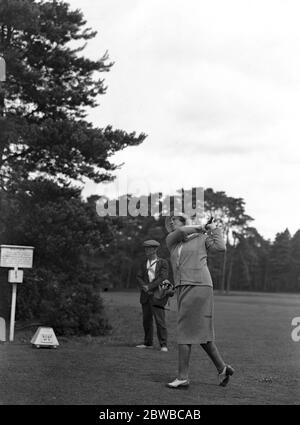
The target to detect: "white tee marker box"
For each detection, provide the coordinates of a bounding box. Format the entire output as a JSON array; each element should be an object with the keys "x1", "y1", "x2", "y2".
[{"x1": 31, "y1": 327, "x2": 59, "y2": 348}]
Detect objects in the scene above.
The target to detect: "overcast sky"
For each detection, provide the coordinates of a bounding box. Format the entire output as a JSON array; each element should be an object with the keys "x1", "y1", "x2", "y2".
[{"x1": 69, "y1": 0, "x2": 300, "y2": 240}]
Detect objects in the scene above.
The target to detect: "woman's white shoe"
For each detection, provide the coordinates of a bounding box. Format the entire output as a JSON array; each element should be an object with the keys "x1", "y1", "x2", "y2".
[
  {"x1": 218, "y1": 365, "x2": 234, "y2": 387},
  {"x1": 166, "y1": 378, "x2": 190, "y2": 389}
]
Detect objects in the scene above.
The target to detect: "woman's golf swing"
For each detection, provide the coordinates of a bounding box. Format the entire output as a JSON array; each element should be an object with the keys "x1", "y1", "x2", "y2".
[{"x1": 165, "y1": 214, "x2": 234, "y2": 389}]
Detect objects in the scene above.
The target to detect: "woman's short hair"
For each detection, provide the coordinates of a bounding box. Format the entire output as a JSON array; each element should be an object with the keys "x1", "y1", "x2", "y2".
[
  {"x1": 173, "y1": 215, "x2": 187, "y2": 225},
  {"x1": 165, "y1": 214, "x2": 188, "y2": 233}
]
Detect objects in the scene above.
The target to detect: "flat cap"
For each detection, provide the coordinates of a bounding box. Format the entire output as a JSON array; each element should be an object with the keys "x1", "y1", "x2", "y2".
[{"x1": 143, "y1": 239, "x2": 160, "y2": 247}]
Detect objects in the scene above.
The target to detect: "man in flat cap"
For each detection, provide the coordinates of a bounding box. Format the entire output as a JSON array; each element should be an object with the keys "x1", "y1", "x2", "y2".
[{"x1": 136, "y1": 240, "x2": 169, "y2": 352}]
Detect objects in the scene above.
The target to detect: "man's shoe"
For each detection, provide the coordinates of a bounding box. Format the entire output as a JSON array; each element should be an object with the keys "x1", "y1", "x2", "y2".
[
  {"x1": 160, "y1": 346, "x2": 168, "y2": 352},
  {"x1": 136, "y1": 344, "x2": 154, "y2": 349},
  {"x1": 218, "y1": 365, "x2": 235, "y2": 387},
  {"x1": 166, "y1": 378, "x2": 190, "y2": 389}
]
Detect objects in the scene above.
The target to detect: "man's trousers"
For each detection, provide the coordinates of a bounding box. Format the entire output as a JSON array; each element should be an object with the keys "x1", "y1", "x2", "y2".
[{"x1": 141, "y1": 297, "x2": 167, "y2": 347}]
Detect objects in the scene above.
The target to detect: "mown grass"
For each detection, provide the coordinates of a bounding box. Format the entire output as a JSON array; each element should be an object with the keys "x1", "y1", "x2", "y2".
[{"x1": 0, "y1": 291, "x2": 299, "y2": 404}]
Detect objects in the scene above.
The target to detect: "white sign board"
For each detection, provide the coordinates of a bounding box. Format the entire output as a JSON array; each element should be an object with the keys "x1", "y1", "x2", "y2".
[
  {"x1": 8, "y1": 269, "x2": 24, "y2": 283},
  {"x1": 0, "y1": 245, "x2": 34, "y2": 268}
]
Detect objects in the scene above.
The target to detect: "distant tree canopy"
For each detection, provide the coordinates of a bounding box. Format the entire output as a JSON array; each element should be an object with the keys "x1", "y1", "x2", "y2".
[
  {"x1": 0, "y1": 0, "x2": 146, "y2": 335},
  {"x1": 88, "y1": 188, "x2": 300, "y2": 294}
]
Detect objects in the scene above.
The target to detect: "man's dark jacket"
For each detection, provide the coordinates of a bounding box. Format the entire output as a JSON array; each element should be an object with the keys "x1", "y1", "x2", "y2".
[{"x1": 137, "y1": 258, "x2": 169, "y2": 307}]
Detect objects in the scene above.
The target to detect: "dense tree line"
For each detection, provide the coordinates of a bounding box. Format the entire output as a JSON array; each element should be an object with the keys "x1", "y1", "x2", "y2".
[{"x1": 88, "y1": 190, "x2": 300, "y2": 294}]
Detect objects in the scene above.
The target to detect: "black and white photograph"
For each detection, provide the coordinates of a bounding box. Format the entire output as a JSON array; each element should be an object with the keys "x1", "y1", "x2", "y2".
[{"x1": 0, "y1": 0, "x2": 300, "y2": 411}]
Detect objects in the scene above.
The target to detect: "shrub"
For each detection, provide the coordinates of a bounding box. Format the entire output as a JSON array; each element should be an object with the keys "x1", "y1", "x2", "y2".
[{"x1": 17, "y1": 265, "x2": 111, "y2": 336}]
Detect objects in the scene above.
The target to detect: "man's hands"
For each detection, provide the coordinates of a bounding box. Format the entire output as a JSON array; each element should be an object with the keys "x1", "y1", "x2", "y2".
[{"x1": 142, "y1": 285, "x2": 149, "y2": 293}]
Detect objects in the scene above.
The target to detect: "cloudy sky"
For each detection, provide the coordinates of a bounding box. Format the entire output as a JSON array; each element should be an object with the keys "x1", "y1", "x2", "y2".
[{"x1": 69, "y1": 0, "x2": 300, "y2": 240}]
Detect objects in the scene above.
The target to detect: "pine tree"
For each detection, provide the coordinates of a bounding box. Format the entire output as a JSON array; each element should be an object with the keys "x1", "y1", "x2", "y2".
[
  {"x1": 0, "y1": 0, "x2": 146, "y2": 334},
  {"x1": 0, "y1": 0, "x2": 145, "y2": 189}
]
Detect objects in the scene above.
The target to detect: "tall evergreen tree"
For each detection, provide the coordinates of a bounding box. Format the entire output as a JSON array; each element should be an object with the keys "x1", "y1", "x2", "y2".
[
  {"x1": 204, "y1": 188, "x2": 254, "y2": 292},
  {"x1": 0, "y1": 0, "x2": 146, "y2": 334},
  {"x1": 0, "y1": 0, "x2": 145, "y2": 189}
]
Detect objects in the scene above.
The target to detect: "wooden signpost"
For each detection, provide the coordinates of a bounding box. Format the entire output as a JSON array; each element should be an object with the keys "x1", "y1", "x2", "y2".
[{"x1": 0, "y1": 245, "x2": 34, "y2": 342}]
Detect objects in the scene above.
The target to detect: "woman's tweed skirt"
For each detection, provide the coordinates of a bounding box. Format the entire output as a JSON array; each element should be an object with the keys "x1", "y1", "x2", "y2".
[{"x1": 176, "y1": 285, "x2": 215, "y2": 344}]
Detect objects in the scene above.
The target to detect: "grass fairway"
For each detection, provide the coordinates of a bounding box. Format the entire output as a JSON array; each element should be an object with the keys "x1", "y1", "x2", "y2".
[{"x1": 0, "y1": 291, "x2": 299, "y2": 405}]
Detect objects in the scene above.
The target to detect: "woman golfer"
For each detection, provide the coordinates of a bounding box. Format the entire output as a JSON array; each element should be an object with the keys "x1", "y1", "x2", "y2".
[{"x1": 165, "y1": 215, "x2": 234, "y2": 389}]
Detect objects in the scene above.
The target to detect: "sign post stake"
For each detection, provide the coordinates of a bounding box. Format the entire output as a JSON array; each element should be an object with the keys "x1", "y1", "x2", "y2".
[
  {"x1": 0, "y1": 55, "x2": 6, "y2": 118},
  {"x1": 9, "y1": 269, "x2": 18, "y2": 342}
]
